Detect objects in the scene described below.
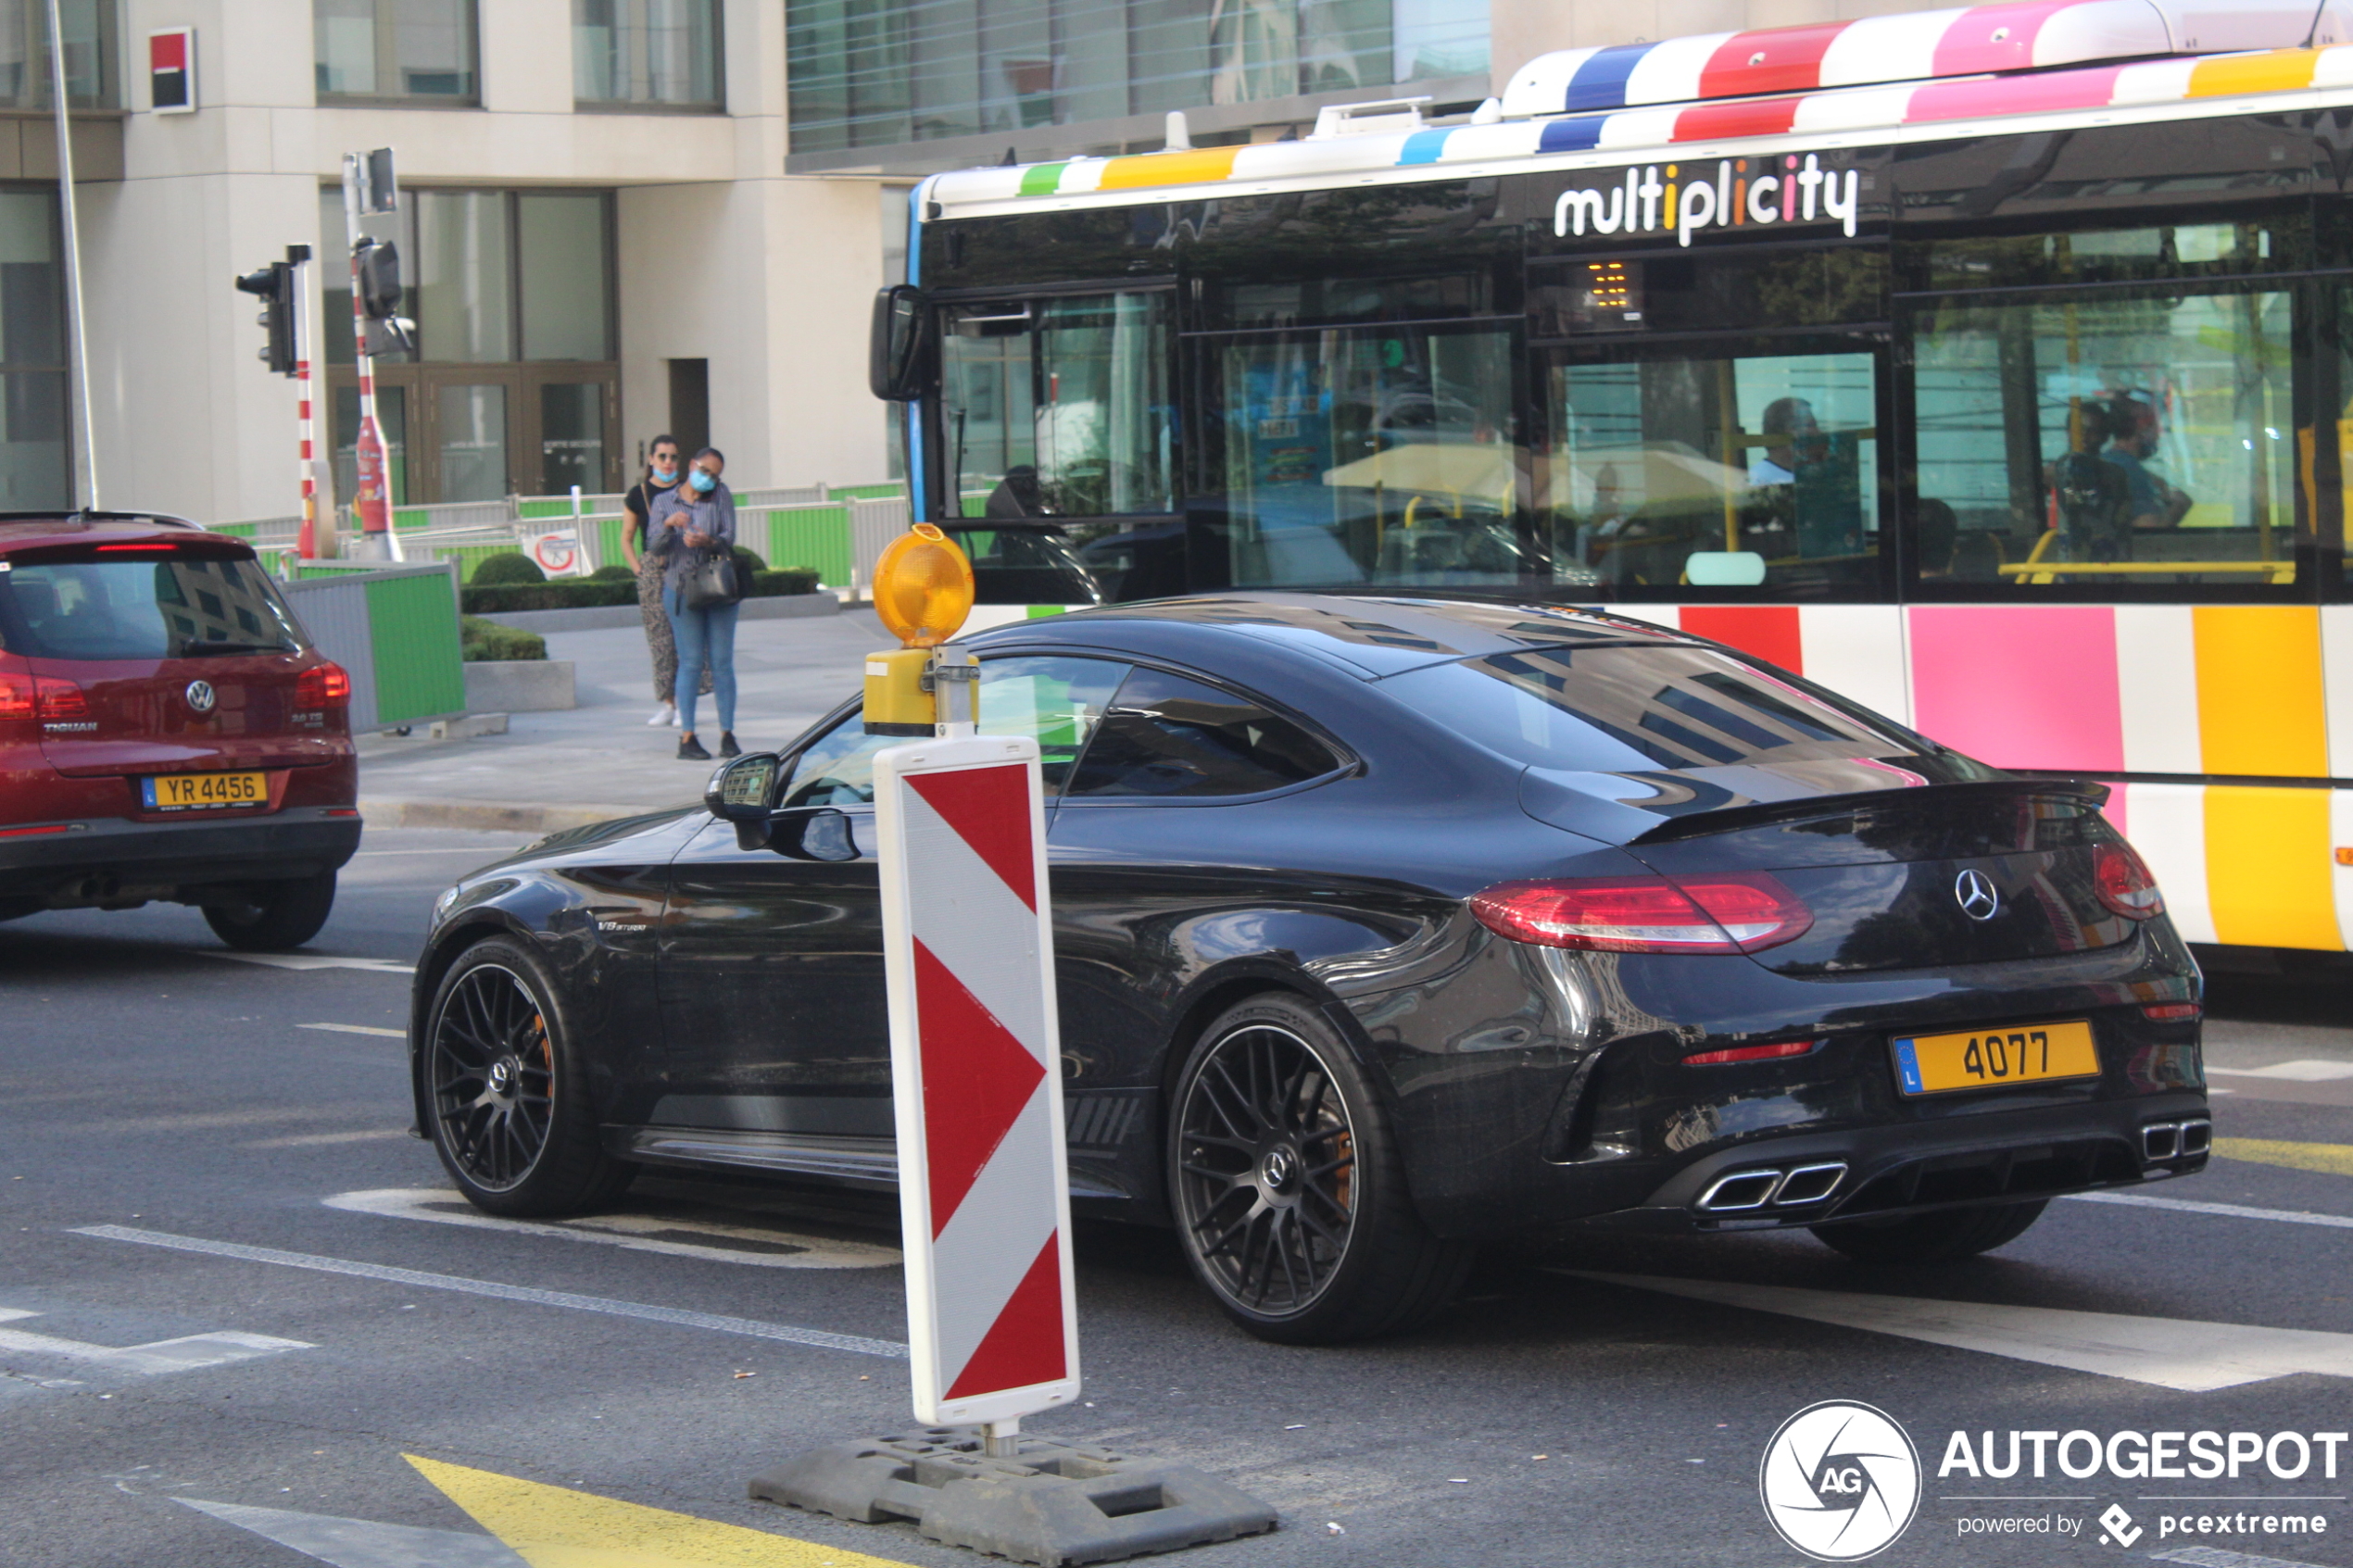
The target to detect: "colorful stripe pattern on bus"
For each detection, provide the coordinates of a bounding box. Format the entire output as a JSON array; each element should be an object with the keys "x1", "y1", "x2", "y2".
[
  {"x1": 937, "y1": 44, "x2": 2353, "y2": 212},
  {"x1": 1613, "y1": 602, "x2": 2353, "y2": 951}
]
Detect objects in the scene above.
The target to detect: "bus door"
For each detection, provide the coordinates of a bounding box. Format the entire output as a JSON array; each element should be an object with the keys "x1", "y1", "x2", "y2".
[
  {"x1": 1193, "y1": 313, "x2": 1535, "y2": 592},
  {"x1": 1535, "y1": 328, "x2": 1894, "y2": 596},
  {"x1": 933, "y1": 290, "x2": 1180, "y2": 603}
]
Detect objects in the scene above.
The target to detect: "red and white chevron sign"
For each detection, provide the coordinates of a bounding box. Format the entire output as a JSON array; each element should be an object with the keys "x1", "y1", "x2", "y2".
[{"x1": 874, "y1": 734, "x2": 1079, "y2": 1427}]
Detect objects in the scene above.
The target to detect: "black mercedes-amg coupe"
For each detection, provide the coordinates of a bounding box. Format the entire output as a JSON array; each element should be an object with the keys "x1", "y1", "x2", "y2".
[{"x1": 409, "y1": 594, "x2": 2208, "y2": 1343}]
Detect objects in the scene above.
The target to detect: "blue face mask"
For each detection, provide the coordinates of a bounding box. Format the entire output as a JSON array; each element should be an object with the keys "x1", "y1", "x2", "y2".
[
  {"x1": 651, "y1": 459, "x2": 677, "y2": 481},
  {"x1": 688, "y1": 469, "x2": 716, "y2": 494}
]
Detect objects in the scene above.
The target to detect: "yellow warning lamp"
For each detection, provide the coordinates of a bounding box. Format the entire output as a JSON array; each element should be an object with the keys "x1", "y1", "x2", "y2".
[{"x1": 864, "y1": 523, "x2": 980, "y2": 735}]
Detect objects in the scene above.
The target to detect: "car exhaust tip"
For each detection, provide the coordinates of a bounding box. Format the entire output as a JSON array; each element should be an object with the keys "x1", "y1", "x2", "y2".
[
  {"x1": 1773, "y1": 1162, "x2": 1846, "y2": 1205},
  {"x1": 1696, "y1": 1171, "x2": 1781, "y2": 1211}
]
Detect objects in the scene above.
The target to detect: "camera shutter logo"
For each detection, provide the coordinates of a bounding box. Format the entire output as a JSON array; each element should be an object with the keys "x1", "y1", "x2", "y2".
[
  {"x1": 1954, "y1": 869, "x2": 1998, "y2": 922},
  {"x1": 1759, "y1": 1400, "x2": 1920, "y2": 1561},
  {"x1": 184, "y1": 680, "x2": 217, "y2": 715}
]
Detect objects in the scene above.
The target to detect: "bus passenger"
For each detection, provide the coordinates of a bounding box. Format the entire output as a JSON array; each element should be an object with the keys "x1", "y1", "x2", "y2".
[{"x1": 2102, "y1": 393, "x2": 2193, "y2": 530}]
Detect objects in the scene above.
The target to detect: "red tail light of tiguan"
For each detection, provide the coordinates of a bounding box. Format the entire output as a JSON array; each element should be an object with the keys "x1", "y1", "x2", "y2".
[
  {"x1": 0, "y1": 671, "x2": 31, "y2": 730},
  {"x1": 2093, "y1": 841, "x2": 2165, "y2": 921},
  {"x1": 32, "y1": 678, "x2": 86, "y2": 722},
  {"x1": 296, "y1": 662, "x2": 351, "y2": 709},
  {"x1": 1468, "y1": 872, "x2": 1814, "y2": 955}
]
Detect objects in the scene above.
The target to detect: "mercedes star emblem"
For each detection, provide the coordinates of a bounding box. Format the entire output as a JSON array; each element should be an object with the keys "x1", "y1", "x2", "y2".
[
  {"x1": 1954, "y1": 868, "x2": 1999, "y2": 922},
  {"x1": 184, "y1": 679, "x2": 217, "y2": 715}
]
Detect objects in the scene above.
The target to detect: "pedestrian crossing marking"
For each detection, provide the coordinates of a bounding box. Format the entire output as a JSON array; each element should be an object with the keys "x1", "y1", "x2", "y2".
[
  {"x1": 2213, "y1": 1137, "x2": 2353, "y2": 1178},
  {"x1": 406, "y1": 1454, "x2": 917, "y2": 1568}
]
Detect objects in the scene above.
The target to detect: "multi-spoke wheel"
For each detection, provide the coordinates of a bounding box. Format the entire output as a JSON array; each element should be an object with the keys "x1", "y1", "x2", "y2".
[
  {"x1": 1169, "y1": 993, "x2": 1472, "y2": 1344},
  {"x1": 423, "y1": 937, "x2": 633, "y2": 1215}
]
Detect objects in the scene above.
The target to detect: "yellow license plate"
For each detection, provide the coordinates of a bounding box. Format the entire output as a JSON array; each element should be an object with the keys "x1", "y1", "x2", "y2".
[
  {"x1": 142, "y1": 771, "x2": 266, "y2": 810},
  {"x1": 1891, "y1": 1020, "x2": 2100, "y2": 1096}
]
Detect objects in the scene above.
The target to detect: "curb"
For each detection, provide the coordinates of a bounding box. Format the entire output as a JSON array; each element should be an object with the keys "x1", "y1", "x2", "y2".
[
  {"x1": 359, "y1": 798, "x2": 686, "y2": 834},
  {"x1": 476, "y1": 593, "x2": 841, "y2": 635}
]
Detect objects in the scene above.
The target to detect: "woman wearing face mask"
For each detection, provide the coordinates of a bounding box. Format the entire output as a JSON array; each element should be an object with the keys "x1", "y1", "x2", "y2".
[
  {"x1": 621, "y1": 436, "x2": 707, "y2": 727},
  {"x1": 647, "y1": 446, "x2": 742, "y2": 760}
]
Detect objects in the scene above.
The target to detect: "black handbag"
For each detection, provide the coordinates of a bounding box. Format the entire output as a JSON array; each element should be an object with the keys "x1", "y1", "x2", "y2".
[{"x1": 679, "y1": 545, "x2": 743, "y2": 610}]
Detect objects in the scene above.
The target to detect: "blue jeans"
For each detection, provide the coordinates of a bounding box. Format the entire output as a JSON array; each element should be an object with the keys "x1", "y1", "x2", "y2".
[{"x1": 663, "y1": 588, "x2": 739, "y2": 734}]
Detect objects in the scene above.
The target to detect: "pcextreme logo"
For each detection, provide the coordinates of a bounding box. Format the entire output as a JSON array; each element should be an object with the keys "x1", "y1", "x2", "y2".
[{"x1": 1760, "y1": 1400, "x2": 1922, "y2": 1561}]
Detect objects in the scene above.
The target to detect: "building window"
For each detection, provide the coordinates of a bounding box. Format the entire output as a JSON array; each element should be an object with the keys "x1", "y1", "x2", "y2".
[
  {"x1": 786, "y1": 0, "x2": 1487, "y2": 153},
  {"x1": 0, "y1": 0, "x2": 117, "y2": 108},
  {"x1": 315, "y1": 0, "x2": 478, "y2": 103},
  {"x1": 322, "y1": 187, "x2": 619, "y2": 506},
  {"x1": 0, "y1": 189, "x2": 66, "y2": 508},
  {"x1": 574, "y1": 0, "x2": 722, "y2": 108}
]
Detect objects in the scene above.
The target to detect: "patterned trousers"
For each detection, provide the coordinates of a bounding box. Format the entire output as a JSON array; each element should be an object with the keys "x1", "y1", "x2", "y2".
[{"x1": 636, "y1": 554, "x2": 711, "y2": 699}]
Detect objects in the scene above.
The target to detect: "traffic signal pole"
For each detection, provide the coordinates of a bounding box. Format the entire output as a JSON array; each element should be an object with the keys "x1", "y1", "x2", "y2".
[
  {"x1": 292, "y1": 245, "x2": 318, "y2": 559},
  {"x1": 342, "y1": 154, "x2": 393, "y2": 560},
  {"x1": 44, "y1": 0, "x2": 97, "y2": 509}
]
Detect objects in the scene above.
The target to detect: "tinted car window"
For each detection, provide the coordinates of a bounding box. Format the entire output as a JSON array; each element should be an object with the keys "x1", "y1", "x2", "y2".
[
  {"x1": 777, "y1": 655, "x2": 1127, "y2": 807},
  {"x1": 1380, "y1": 645, "x2": 1912, "y2": 772},
  {"x1": 0, "y1": 553, "x2": 305, "y2": 660},
  {"x1": 1066, "y1": 668, "x2": 1339, "y2": 799}
]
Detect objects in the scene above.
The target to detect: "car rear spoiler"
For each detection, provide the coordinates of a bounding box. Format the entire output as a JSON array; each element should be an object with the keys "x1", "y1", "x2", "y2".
[{"x1": 1629, "y1": 776, "x2": 2111, "y2": 847}]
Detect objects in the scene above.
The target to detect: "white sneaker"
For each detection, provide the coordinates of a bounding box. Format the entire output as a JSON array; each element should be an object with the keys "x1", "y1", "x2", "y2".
[
  {"x1": 669, "y1": 708, "x2": 685, "y2": 728},
  {"x1": 647, "y1": 704, "x2": 674, "y2": 726}
]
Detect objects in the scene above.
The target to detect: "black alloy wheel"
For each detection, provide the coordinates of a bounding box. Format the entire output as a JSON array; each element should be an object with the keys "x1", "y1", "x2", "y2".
[
  {"x1": 423, "y1": 937, "x2": 633, "y2": 1215},
  {"x1": 1169, "y1": 993, "x2": 1471, "y2": 1344}
]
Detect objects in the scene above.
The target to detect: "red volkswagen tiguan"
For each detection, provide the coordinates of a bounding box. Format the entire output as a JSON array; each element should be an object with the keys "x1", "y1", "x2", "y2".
[{"x1": 0, "y1": 512, "x2": 360, "y2": 949}]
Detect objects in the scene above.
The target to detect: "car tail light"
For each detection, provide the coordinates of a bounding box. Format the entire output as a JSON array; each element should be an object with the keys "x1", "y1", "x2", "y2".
[
  {"x1": 2094, "y1": 842, "x2": 2165, "y2": 920},
  {"x1": 33, "y1": 678, "x2": 87, "y2": 721},
  {"x1": 2141, "y1": 1002, "x2": 2200, "y2": 1022},
  {"x1": 296, "y1": 662, "x2": 351, "y2": 709},
  {"x1": 1684, "y1": 1038, "x2": 1822, "y2": 1066},
  {"x1": 1468, "y1": 872, "x2": 1813, "y2": 955},
  {"x1": 0, "y1": 672, "x2": 31, "y2": 726}
]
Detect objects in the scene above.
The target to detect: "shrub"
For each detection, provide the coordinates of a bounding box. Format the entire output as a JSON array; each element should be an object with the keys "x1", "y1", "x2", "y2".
[
  {"x1": 460, "y1": 615, "x2": 547, "y2": 662},
  {"x1": 733, "y1": 545, "x2": 768, "y2": 573},
  {"x1": 460, "y1": 579, "x2": 639, "y2": 613},
  {"x1": 588, "y1": 562, "x2": 634, "y2": 581},
  {"x1": 471, "y1": 551, "x2": 547, "y2": 585},
  {"x1": 749, "y1": 568, "x2": 821, "y2": 597}
]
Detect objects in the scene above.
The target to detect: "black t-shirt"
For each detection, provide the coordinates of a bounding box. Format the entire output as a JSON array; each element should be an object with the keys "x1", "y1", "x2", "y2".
[{"x1": 624, "y1": 478, "x2": 681, "y2": 549}]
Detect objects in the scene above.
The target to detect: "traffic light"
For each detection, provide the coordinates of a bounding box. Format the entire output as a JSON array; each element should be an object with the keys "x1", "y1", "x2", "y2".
[
  {"x1": 354, "y1": 238, "x2": 415, "y2": 357},
  {"x1": 233, "y1": 260, "x2": 296, "y2": 376}
]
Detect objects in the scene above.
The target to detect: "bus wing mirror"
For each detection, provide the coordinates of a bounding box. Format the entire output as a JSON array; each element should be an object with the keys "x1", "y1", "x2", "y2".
[{"x1": 869, "y1": 284, "x2": 928, "y2": 402}]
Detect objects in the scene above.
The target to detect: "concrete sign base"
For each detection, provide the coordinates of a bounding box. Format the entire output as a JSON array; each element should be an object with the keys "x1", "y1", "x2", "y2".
[{"x1": 749, "y1": 1428, "x2": 1277, "y2": 1567}]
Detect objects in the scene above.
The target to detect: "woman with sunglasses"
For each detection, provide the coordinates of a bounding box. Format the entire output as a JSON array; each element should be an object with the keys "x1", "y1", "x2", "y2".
[
  {"x1": 621, "y1": 435, "x2": 706, "y2": 727},
  {"x1": 647, "y1": 446, "x2": 742, "y2": 760}
]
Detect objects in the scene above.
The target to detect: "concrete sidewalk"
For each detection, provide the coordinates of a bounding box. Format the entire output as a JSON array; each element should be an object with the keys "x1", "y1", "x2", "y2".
[{"x1": 358, "y1": 610, "x2": 890, "y2": 834}]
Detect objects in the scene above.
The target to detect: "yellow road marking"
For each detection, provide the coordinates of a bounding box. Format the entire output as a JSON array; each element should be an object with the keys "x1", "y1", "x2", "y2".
[
  {"x1": 405, "y1": 1455, "x2": 916, "y2": 1568},
  {"x1": 2214, "y1": 1137, "x2": 2353, "y2": 1177}
]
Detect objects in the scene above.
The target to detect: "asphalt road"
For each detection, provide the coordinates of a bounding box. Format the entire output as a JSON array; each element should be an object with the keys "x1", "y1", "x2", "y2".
[{"x1": 6, "y1": 829, "x2": 2353, "y2": 1567}]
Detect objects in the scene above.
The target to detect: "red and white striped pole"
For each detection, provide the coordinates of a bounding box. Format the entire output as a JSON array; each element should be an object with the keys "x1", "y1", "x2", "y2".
[
  {"x1": 293, "y1": 246, "x2": 317, "y2": 561},
  {"x1": 867, "y1": 532, "x2": 1079, "y2": 1451},
  {"x1": 342, "y1": 154, "x2": 391, "y2": 559}
]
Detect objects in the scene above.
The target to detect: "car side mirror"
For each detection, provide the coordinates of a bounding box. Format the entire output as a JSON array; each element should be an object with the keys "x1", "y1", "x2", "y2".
[
  {"x1": 706, "y1": 752, "x2": 783, "y2": 848},
  {"x1": 869, "y1": 284, "x2": 928, "y2": 402},
  {"x1": 767, "y1": 806, "x2": 860, "y2": 862}
]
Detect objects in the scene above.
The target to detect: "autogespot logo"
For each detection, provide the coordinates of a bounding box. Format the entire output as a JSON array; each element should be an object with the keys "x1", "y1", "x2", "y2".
[{"x1": 1761, "y1": 1401, "x2": 1922, "y2": 1561}]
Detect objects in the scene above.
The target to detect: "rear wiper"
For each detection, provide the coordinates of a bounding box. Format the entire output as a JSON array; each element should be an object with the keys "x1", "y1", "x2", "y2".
[{"x1": 178, "y1": 641, "x2": 297, "y2": 657}]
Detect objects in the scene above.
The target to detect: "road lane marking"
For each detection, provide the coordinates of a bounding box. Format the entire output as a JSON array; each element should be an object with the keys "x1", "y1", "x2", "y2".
[
  {"x1": 1567, "y1": 1271, "x2": 2353, "y2": 1391},
  {"x1": 244, "y1": 1130, "x2": 409, "y2": 1149},
  {"x1": 180, "y1": 1499, "x2": 529, "y2": 1568},
  {"x1": 409, "y1": 1454, "x2": 920, "y2": 1568},
  {"x1": 70, "y1": 1225, "x2": 907, "y2": 1359},
  {"x1": 324, "y1": 1188, "x2": 900, "y2": 1270},
  {"x1": 2211, "y1": 1138, "x2": 2353, "y2": 1178},
  {"x1": 2208, "y1": 1060, "x2": 2353, "y2": 1082},
  {"x1": 0, "y1": 1308, "x2": 308, "y2": 1377},
  {"x1": 299, "y1": 1022, "x2": 406, "y2": 1038},
  {"x1": 2068, "y1": 1190, "x2": 2353, "y2": 1230},
  {"x1": 197, "y1": 953, "x2": 415, "y2": 974}
]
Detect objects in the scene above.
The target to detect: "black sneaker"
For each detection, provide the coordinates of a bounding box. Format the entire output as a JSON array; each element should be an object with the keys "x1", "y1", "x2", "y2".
[
  {"x1": 718, "y1": 732, "x2": 742, "y2": 758},
  {"x1": 677, "y1": 735, "x2": 711, "y2": 761}
]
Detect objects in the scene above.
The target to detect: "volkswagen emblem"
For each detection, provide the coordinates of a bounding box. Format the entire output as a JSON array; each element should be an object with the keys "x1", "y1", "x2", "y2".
[
  {"x1": 1954, "y1": 869, "x2": 1999, "y2": 922},
  {"x1": 183, "y1": 680, "x2": 217, "y2": 715}
]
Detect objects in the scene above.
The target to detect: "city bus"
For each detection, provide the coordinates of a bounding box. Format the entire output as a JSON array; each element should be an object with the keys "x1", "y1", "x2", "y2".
[{"x1": 875, "y1": 0, "x2": 2353, "y2": 957}]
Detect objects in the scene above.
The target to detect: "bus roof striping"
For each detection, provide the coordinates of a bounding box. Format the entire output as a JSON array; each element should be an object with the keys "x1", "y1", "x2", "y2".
[
  {"x1": 1565, "y1": 43, "x2": 1654, "y2": 111},
  {"x1": 1018, "y1": 162, "x2": 1069, "y2": 196},
  {"x1": 1699, "y1": 20, "x2": 1854, "y2": 99},
  {"x1": 958, "y1": 41, "x2": 2353, "y2": 215}
]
